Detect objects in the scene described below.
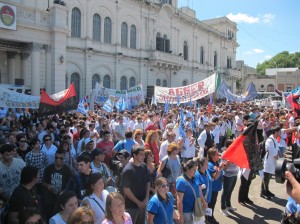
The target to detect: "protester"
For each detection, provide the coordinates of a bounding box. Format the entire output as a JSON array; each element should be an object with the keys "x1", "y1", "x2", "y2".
[
  {"x1": 7, "y1": 166, "x2": 41, "y2": 224},
  {"x1": 144, "y1": 130, "x2": 160, "y2": 165},
  {"x1": 176, "y1": 159, "x2": 201, "y2": 224},
  {"x1": 49, "y1": 191, "x2": 78, "y2": 224},
  {"x1": 102, "y1": 192, "x2": 132, "y2": 224},
  {"x1": 81, "y1": 173, "x2": 109, "y2": 223},
  {"x1": 121, "y1": 146, "x2": 150, "y2": 224},
  {"x1": 147, "y1": 177, "x2": 179, "y2": 224}
]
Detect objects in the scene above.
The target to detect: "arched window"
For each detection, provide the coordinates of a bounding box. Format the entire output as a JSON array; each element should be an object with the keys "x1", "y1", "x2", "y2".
[
  {"x1": 71, "y1": 8, "x2": 81, "y2": 38},
  {"x1": 200, "y1": 46, "x2": 204, "y2": 64},
  {"x1": 156, "y1": 79, "x2": 161, "y2": 86},
  {"x1": 121, "y1": 22, "x2": 128, "y2": 47},
  {"x1": 104, "y1": 17, "x2": 112, "y2": 44},
  {"x1": 93, "y1": 14, "x2": 101, "y2": 42},
  {"x1": 130, "y1": 25, "x2": 136, "y2": 49},
  {"x1": 163, "y1": 79, "x2": 167, "y2": 87},
  {"x1": 92, "y1": 74, "x2": 100, "y2": 89},
  {"x1": 71, "y1": 73, "x2": 80, "y2": 98},
  {"x1": 182, "y1": 80, "x2": 188, "y2": 86},
  {"x1": 214, "y1": 51, "x2": 217, "y2": 68},
  {"x1": 183, "y1": 41, "x2": 188, "y2": 60},
  {"x1": 103, "y1": 75, "x2": 111, "y2": 88},
  {"x1": 129, "y1": 77, "x2": 136, "y2": 88},
  {"x1": 120, "y1": 76, "x2": 127, "y2": 90}
]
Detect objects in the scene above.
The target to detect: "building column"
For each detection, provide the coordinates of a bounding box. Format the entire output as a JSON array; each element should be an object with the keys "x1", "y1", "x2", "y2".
[
  {"x1": 21, "y1": 52, "x2": 30, "y2": 86},
  {"x1": 7, "y1": 52, "x2": 17, "y2": 84},
  {"x1": 44, "y1": 45, "x2": 51, "y2": 93},
  {"x1": 31, "y1": 43, "x2": 43, "y2": 96}
]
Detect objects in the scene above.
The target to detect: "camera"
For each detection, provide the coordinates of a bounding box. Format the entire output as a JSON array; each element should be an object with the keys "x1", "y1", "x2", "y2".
[{"x1": 275, "y1": 158, "x2": 300, "y2": 183}]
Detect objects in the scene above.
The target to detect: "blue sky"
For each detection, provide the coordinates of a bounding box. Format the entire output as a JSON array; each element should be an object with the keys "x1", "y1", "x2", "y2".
[{"x1": 178, "y1": 0, "x2": 299, "y2": 68}]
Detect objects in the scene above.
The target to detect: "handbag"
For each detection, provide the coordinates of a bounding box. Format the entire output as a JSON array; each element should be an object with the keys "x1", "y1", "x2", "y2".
[
  {"x1": 181, "y1": 177, "x2": 205, "y2": 218},
  {"x1": 161, "y1": 158, "x2": 171, "y2": 178}
]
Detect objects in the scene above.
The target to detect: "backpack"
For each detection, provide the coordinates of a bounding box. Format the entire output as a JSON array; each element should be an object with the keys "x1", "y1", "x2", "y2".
[{"x1": 259, "y1": 137, "x2": 276, "y2": 160}]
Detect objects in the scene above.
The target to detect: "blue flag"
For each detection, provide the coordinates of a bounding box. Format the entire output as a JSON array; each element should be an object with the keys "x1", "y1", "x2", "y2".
[
  {"x1": 77, "y1": 98, "x2": 88, "y2": 116},
  {"x1": 103, "y1": 98, "x2": 114, "y2": 112},
  {"x1": 164, "y1": 99, "x2": 170, "y2": 114},
  {"x1": 218, "y1": 81, "x2": 258, "y2": 102},
  {"x1": 177, "y1": 96, "x2": 181, "y2": 106},
  {"x1": 179, "y1": 108, "x2": 186, "y2": 138}
]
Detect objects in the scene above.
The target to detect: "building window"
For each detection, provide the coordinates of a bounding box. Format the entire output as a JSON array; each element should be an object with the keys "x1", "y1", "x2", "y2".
[
  {"x1": 214, "y1": 51, "x2": 217, "y2": 68},
  {"x1": 129, "y1": 77, "x2": 136, "y2": 88},
  {"x1": 104, "y1": 17, "x2": 112, "y2": 44},
  {"x1": 121, "y1": 22, "x2": 128, "y2": 47},
  {"x1": 71, "y1": 8, "x2": 81, "y2": 38},
  {"x1": 156, "y1": 33, "x2": 170, "y2": 52},
  {"x1": 182, "y1": 80, "x2": 188, "y2": 86},
  {"x1": 183, "y1": 41, "x2": 188, "y2": 60},
  {"x1": 130, "y1": 25, "x2": 136, "y2": 49},
  {"x1": 200, "y1": 46, "x2": 204, "y2": 64},
  {"x1": 163, "y1": 79, "x2": 167, "y2": 87},
  {"x1": 103, "y1": 75, "x2": 111, "y2": 88},
  {"x1": 92, "y1": 74, "x2": 100, "y2": 89},
  {"x1": 162, "y1": 0, "x2": 172, "y2": 4},
  {"x1": 120, "y1": 76, "x2": 127, "y2": 90},
  {"x1": 93, "y1": 14, "x2": 101, "y2": 42},
  {"x1": 71, "y1": 73, "x2": 80, "y2": 98},
  {"x1": 227, "y1": 56, "x2": 230, "y2": 68},
  {"x1": 156, "y1": 79, "x2": 161, "y2": 86}
]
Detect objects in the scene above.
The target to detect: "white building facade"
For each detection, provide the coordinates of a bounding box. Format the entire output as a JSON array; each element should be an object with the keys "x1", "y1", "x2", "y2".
[{"x1": 0, "y1": 0, "x2": 239, "y2": 99}]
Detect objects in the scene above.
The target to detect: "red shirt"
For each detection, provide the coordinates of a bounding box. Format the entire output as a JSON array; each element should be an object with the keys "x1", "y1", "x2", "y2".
[{"x1": 96, "y1": 140, "x2": 114, "y2": 165}]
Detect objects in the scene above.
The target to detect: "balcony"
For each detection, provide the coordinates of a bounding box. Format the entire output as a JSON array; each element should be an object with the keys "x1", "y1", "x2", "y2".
[
  {"x1": 220, "y1": 68, "x2": 241, "y2": 78},
  {"x1": 149, "y1": 51, "x2": 183, "y2": 70}
]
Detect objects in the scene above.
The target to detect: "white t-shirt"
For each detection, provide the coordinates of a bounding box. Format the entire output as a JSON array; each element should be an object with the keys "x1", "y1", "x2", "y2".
[
  {"x1": 179, "y1": 137, "x2": 196, "y2": 158},
  {"x1": 159, "y1": 140, "x2": 170, "y2": 161},
  {"x1": 49, "y1": 213, "x2": 66, "y2": 224},
  {"x1": 0, "y1": 158, "x2": 26, "y2": 196},
  {"x1": 263, "y1": 136, "x2": 279, "y2": 174},
  {"x1": 82, "y1": 191, "x2": 109, "y2": 224}
]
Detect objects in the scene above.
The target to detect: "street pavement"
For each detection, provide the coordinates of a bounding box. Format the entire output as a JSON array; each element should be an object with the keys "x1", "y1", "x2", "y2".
[{"x1": 213, "y1": 174, "x2": 287, "y2": 224}]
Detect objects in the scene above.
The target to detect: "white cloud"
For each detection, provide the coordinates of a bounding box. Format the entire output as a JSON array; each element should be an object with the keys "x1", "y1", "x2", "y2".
[
  {"x1": 226, "y1": 13, "x2": 275, "y2": 24},
  {"x1": 244, "y1": 49, "x2": 264, "y2": 55},
  {"x1": 253, "y1": 49, "x2": 264, "y2": 53},
  {"x1": 262, "y1": 14, "x2": 275, "y2": 24},
  {"x1": 227, "y1": 13, "x2": 259, "y2": 24},
  {"x1": 265, "y1": 55, "x2": 273, "y2": 59}
]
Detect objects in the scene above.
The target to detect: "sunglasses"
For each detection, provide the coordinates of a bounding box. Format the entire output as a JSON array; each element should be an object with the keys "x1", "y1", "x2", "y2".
[
  {"x1": 160, "y1": 184, "x2": 168, "y2": 189},
  {"x1": 44, "y1": 139, "x2": 51, "y2": 141},
  {"x1": 55, "y1": 157, "x2": 64, "y2": 160}
]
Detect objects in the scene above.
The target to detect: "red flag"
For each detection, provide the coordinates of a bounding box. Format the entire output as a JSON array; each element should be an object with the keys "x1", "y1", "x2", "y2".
[
  {"x1": 38, "y1": 83, "x2": 78, "y2": 116},
  {"x1": 222, "y1": 121, "x2": 260, "y2": 170}
]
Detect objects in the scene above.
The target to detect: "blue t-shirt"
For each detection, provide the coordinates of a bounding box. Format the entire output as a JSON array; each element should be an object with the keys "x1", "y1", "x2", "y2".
[
  {"x1": 176, "y1": 175, "x2": 199, "y2": 213},
  {"x1": 147, "y1": 192, "x2": 174, "y2": 224},
  {"x1": 113, "y1": 139, "x2": 136, "y2": 154},
  {"x1": 208, "y1": 161, "x2": 223, "y2": 192},
  {"x1": 194, "y1": 170, "x2": 213, "y2": 203}
]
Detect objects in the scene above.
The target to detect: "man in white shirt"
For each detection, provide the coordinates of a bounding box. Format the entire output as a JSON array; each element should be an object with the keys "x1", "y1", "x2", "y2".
[
  {"x1": 261, "y1": 126, "x2": 280, "y2": 199},
  {"x1": 114, "y1": 116, "x2": 127, "y2": 142},
  {"x1": 159, "y1": 132, "x2": 176, "y2": 161}
]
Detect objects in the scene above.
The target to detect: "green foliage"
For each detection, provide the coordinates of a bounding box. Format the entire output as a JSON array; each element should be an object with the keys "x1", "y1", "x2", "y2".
[{"x1": 256, "y1": 51, "x2": 300, "y2": 75}]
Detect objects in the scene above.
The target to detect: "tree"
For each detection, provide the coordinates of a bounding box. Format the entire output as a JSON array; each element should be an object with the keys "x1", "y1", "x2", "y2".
[{"x1": 256, "y1": 51, "x2": 300, "y2": 75}]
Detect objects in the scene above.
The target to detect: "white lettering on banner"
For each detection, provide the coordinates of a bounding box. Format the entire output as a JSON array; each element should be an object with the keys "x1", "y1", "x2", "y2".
[
  {"x1": 154, "y1": 73, "x2": 216, "y2": 103},
  {"x1": 94, "y1": 83, "x2": 144, "y2": 105}
]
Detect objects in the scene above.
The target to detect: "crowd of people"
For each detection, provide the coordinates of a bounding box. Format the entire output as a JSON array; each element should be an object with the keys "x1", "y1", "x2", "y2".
[{"x1": 0, "y1": 101, "x2": 300, "y2": 224}]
